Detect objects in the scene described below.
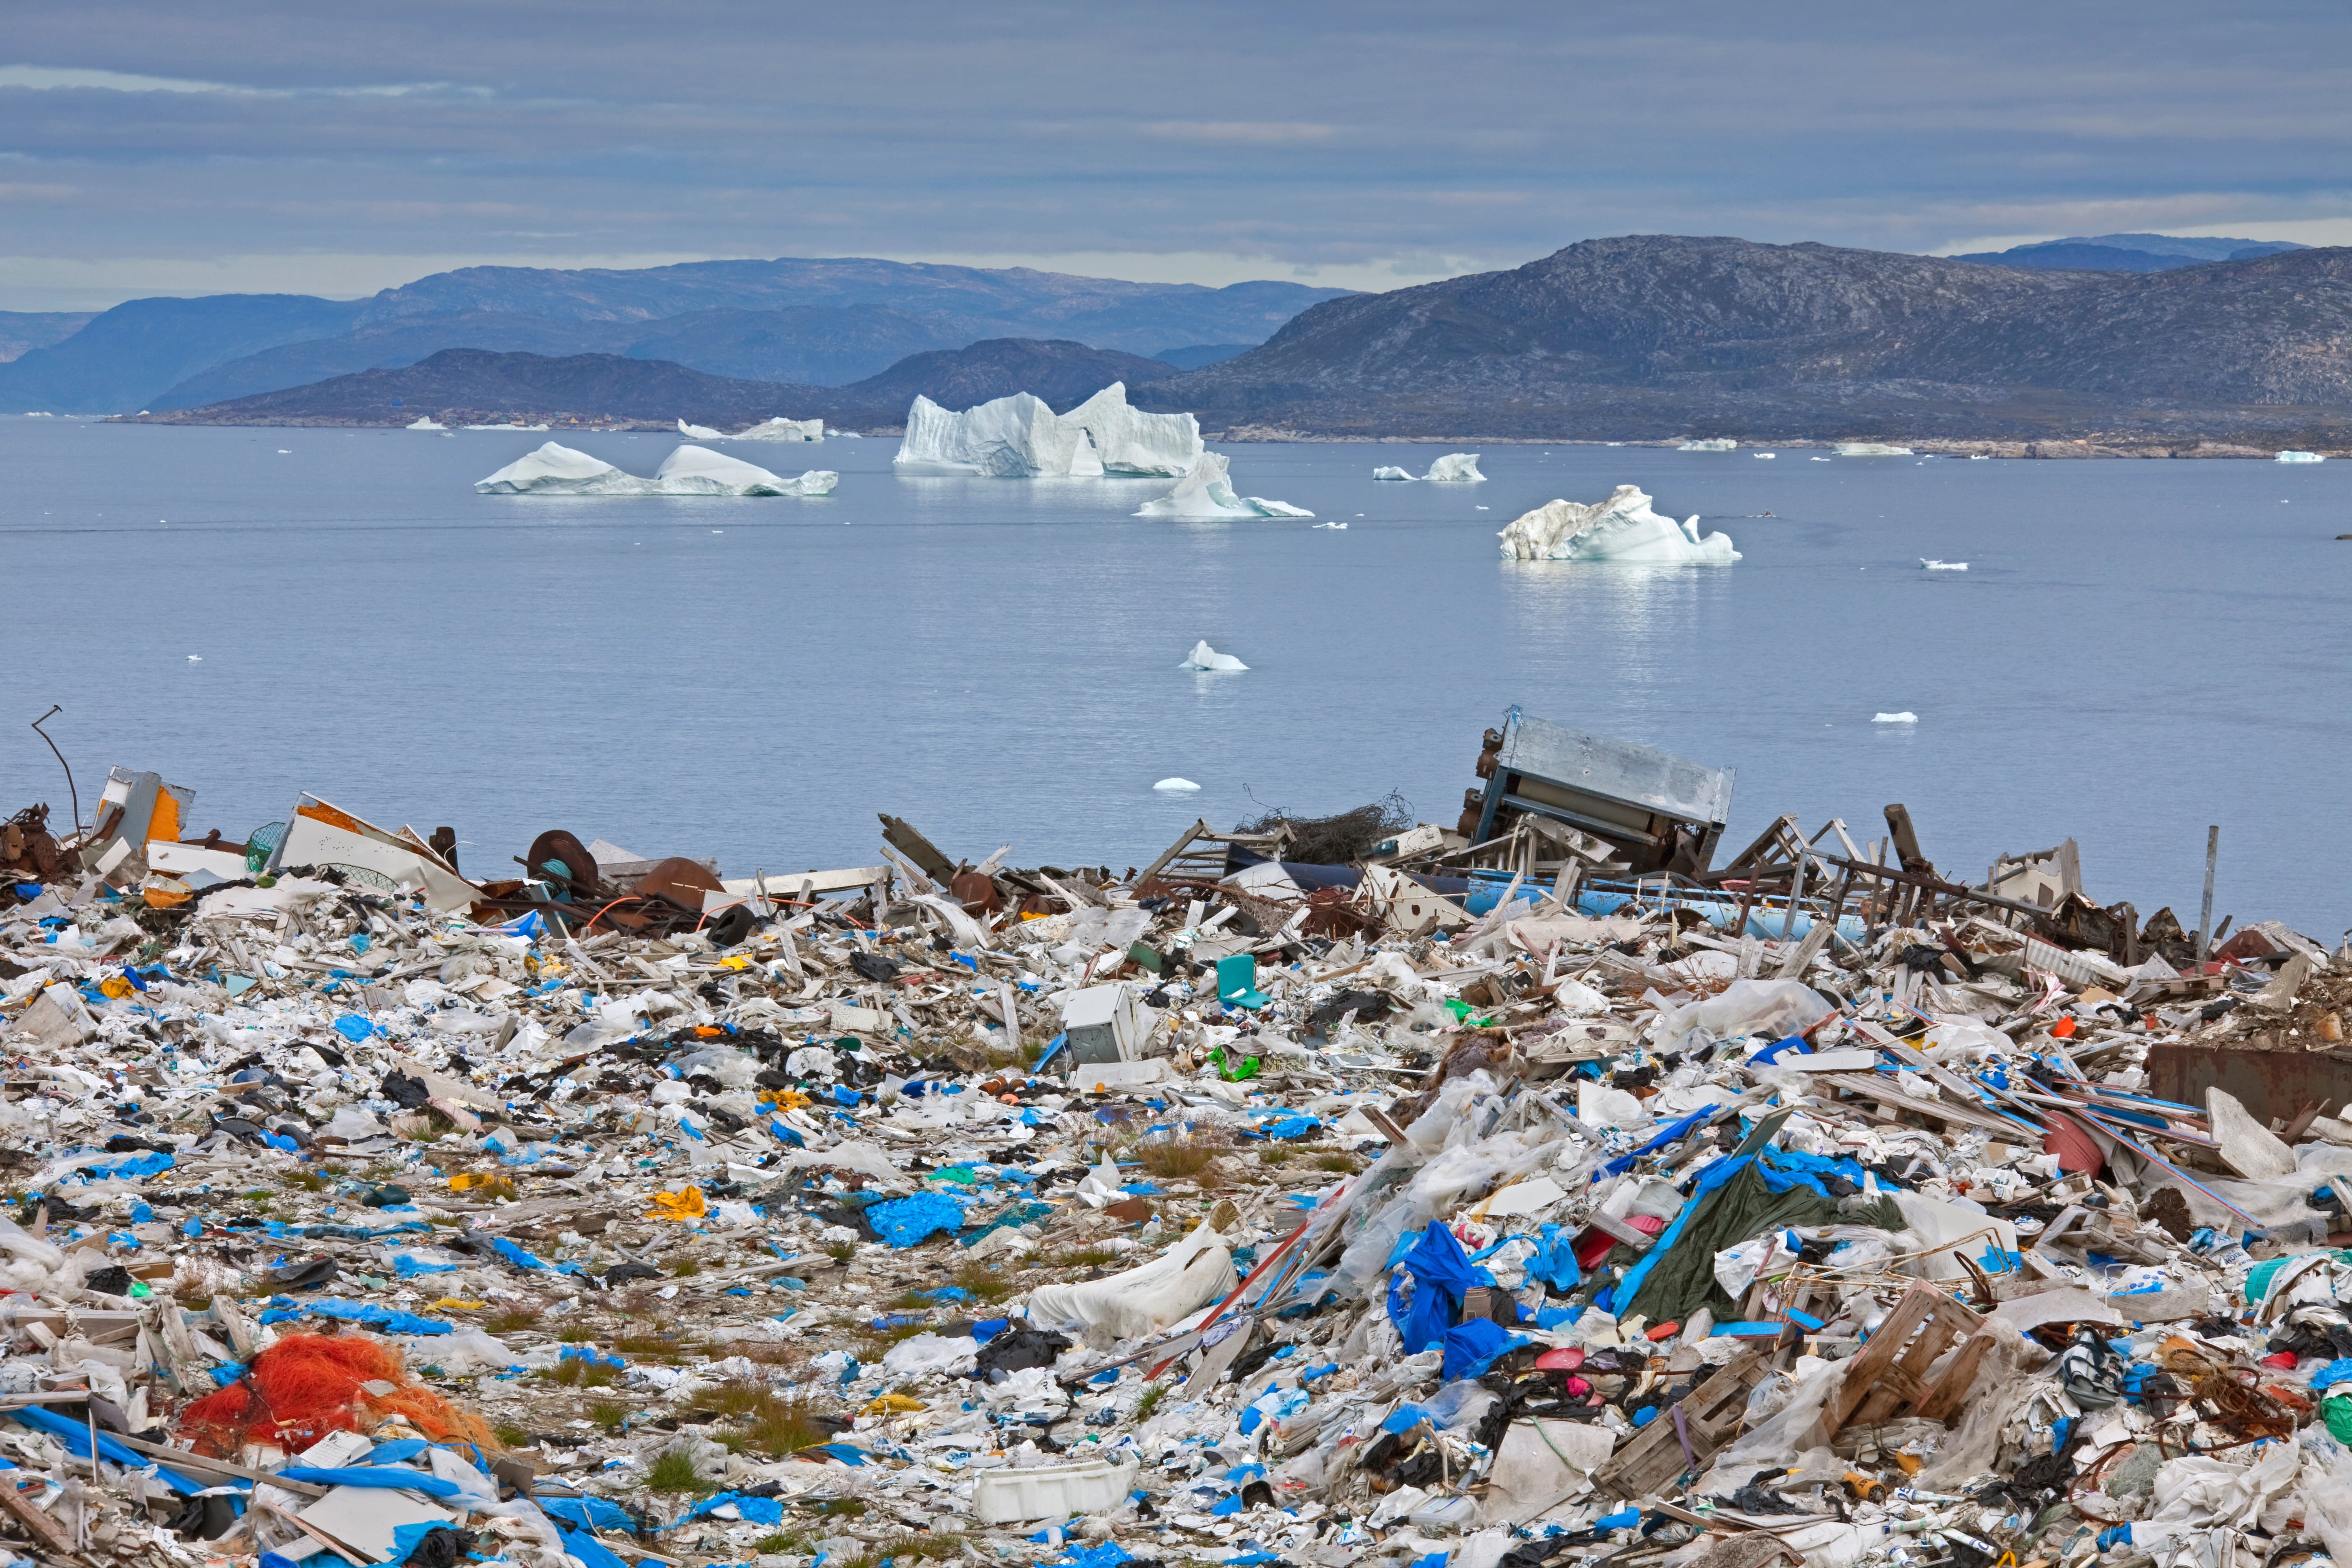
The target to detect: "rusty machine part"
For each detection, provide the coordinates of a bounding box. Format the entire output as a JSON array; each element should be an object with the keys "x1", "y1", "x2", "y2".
[
  {"x1": 2, "y1": 804, "x2": 69, "y2": 880},
  {"x1": 522, "y1": 830, "x2": 598, "y2": 899},
  {"x1": 635, "y1": 856, "x2": 725, "y2": 913},
  {"x1": 951, "y1": 869, "x2": 1002, "y2": 915}
]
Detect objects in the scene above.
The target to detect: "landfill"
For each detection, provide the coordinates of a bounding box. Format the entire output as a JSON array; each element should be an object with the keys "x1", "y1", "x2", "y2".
[{"x1": 8, "y1": 712, "x2": 2352, "y2": 1568}]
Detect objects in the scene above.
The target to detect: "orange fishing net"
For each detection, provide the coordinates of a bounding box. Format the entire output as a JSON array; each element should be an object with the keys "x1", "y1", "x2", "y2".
[{"x1": 178, "y1": 1332, "x2": 498, "y2": 1455}]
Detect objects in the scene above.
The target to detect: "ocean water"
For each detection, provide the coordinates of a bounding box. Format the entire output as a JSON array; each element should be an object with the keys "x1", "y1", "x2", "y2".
[{"x1": 4, "y1": 420, "x2": 2348, "y2": 937}]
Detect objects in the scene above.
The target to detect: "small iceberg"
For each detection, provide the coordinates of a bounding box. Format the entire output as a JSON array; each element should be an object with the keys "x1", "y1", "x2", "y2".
[
  {"x1": 405, "y1": 416, "x2": 447, "y2": 431},
  {"x1": 1753, "y1": 452, "x2": 1776, "y2": 459},
  {"x1": 1425, "y1": 453, "x2": 1485, "y2": 482},
  {"x1": 1372, "y1": 465, "x2": 1416, "y2": 481},
  {"x1": 1678, "y1": 438, "x2": 1737, "y2": 452},
  {"x1": 1968, "y1": 454, "x2": 1990, "y2": 460},
  {"x1": 1154, "y1": 778, "x2": 1202, "y2": 792},
  {"x1": 1920, "y1": 558, "x2": 1968, "y2": 571},
  {"x1": 894, "y1": 382, "x2": 1199, "y2": 477},
  {"x1": 1137, "y1": 452, "x2": 1312, "y2": 519},
  {"x1": 678, "y1": 419, "x2": 724, "y2": 440},
  {"x1": 474, "y1": 441, "x2": 836, "y2": 496},
  {"x1": 1810, "y1": 455, "x2": 1832, "y2": 462},
  {"x1": 1834, "y1": 442, "x2": 1913, "y2": 456},
  {"x1": 1313, "y1": 521, "x2": 1348, "y2": 529},
  {"x1": 1177, "y1": 640, "x2": 1248, "y2": 672},
  {"x1": 1873, "y1": 712, "x2": 1919, "y2": 724},
  {"x1": 2278, "y1": 450, "x2": 2327, "y2": 463},
  {"x1": 1496, "y1": 484, "x2": 1739, "y2": 564},
  {"x1": 735, "y1": 416, "x2": 824, "y2": 442}
]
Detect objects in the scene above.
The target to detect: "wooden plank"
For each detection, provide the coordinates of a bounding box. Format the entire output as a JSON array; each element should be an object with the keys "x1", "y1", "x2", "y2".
[{"x1": 0, "y1": 1474, "x2": 79, "y2": 1560}]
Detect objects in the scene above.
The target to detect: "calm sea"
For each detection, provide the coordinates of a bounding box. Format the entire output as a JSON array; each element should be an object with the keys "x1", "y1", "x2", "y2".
[{"x1": 4, "y1": 420, "x2": 2346, "y2": 937}]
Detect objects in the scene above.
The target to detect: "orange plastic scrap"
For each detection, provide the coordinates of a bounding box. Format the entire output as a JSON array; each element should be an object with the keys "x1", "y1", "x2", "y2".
[
  {"x1": 645, "y1": 1186, "x2": 707, "y2": 1221},
  {"x1": 178, "y1": 1332, "x2": 498, "y2": 1456}
]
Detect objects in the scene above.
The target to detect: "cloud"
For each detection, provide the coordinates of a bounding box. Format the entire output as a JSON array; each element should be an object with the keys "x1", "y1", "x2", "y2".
[
  {"x1": 1138, "y1": 121, "x2": 1340, "y2": 145},
  {"x1": 0, "y1": 64, "x2": 476, "y2": 99}
]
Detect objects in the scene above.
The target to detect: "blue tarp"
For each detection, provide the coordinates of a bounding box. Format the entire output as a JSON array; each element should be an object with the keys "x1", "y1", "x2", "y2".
[
  {"x1": 1524, "y1": 1223, "x2": 1582, "y2": 1294},
  {"x1": 275, "y1": 1467, "x2": 462, "y2": 1498},
  {"x1": 540, "y1": 1496, "x2": 637, "y2": 1533},
  {"x1": 1386, "y1": 1223, "x2": 1482, "y2": 1355},
  {"x1": 865, "y1": 1192, "x2": 965, "y2": 1248},
  {"x1": 259, "y1": 1299, "x2": 453, "y2": 1336},
  {"x1": 6, "y1": 1407, "x2": 206, "y2": 1493},
  {"x1": 1441, "y1": 1318, "x2": 1525, "y2": 1380}
]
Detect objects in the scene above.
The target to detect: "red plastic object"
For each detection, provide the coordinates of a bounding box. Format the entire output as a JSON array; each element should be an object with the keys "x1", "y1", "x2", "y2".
[
  {"x1": 2050, "y1": 1017, "x2": 2078, "y2": 1039},
  {"x1": 2262, "y1": 1351, "x2": 2300, "y2": 1369},
  {"x1": 1573, "y1": 1213, "x2": 1664, "y2": 1267},
  {"x1": 1536, "y1": 1346, "x2": 1586, "y2": 1371},
  {"x1": 1645, "y1": 1321, "x2": 1680, "y2": 1342},
  {"x1": 179, "y1": 1332, "x2": 495, "y2": 1456},
  {"x1": 2042, "y1": 1113, "x2": 2105, "y2": 1178}
]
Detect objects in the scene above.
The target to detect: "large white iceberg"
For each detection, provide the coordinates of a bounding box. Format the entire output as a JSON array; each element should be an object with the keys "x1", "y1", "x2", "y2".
[
  {"x1": 734, "y1": 416, "x2": 824, "y2": 442},
  {"x1": 1678, "y1": 438, "x2": 1737, "y2": 452},
  {"x1": 677, "y1": 419, "x2": 724, "y2": 440},
  {"x1": 474, "y1": 441, "x2": 836, "y2": 497},
  {"x1": 1136, "y1": 452, "x2": 1312, "y2": 519},
  {"x1": 1834, "y1": 441, "x2": 1913, "y2": 456},
  {"x1": 405, "y1": 416, "x2": 447, "y2": 431},
  {"x1": 1496, "y1": 485, "x2": 1739, "y2": 563},
  {"x1": 2278, "y1": 450, "x2": 2327, "y2": 463},
  {"x1": 1372, "y1": 465, "x2": 1415, "y2": 481},
  {"x1": 1177, "y1": 640, "x2": 1248, "y2": 671},
  {"x1": 1425, "y1": 453, "x2": 1485, "y2": 482},
  {"x1": 892, "y1": 382, "x2": 1200, "y2": 478}
]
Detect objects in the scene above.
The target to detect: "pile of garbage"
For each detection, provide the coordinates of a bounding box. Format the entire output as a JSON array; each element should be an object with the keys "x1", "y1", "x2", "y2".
[{"x1": 11, "y1": 736, "x2": 2352, "y2": 1568}]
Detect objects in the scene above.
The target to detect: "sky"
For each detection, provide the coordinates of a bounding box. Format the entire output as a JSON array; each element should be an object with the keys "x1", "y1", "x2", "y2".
[{"x1": 2, "y1": 0, "x2": 2348, "y2": 311}]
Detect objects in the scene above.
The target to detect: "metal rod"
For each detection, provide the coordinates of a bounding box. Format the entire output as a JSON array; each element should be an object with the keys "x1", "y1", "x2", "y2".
[
  {"x1": 28, "y1": 705, "x2": 80, "y2": 836},
  {"x1": 2196, "y1": 825, "x2": 2219, "y2": 963},
  {"x1": 1780, "y1": 852, "x2": 1807, "y2": 941}
]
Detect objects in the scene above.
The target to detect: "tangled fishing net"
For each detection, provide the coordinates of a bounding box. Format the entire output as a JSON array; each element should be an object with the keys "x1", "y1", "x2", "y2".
[
  {"x1": 178, "y1": 1332, "x2": 498, "y2": 1455},
  {"x1": 1233, "y1": 792, "x2": 1414, "y2": 866}
]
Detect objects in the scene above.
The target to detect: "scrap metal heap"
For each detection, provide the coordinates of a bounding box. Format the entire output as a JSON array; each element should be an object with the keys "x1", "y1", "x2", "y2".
[{"x1": 6, "y1": 732, "x2": 2352, "y2": 1568}]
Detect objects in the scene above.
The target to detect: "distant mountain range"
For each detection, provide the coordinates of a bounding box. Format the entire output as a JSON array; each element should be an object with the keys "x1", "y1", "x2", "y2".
[
  {"x1": 128, "y1": 338, "x2": 1180, "y2": 429},
  {"x1": 1951, "y1": 232, "x2": 2308, "y2": 272},
  {"x1": 0, "y1": 256, "x2": 1350, "y2": 415},
  {"x1": 1140, "y1": 234, "x2": 2352, "y2": 444}
]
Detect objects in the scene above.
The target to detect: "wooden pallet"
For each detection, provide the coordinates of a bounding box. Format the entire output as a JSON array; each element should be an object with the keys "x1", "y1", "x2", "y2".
[
  {"x1": 1825, "y1": 1282, "x2": 1995, "y2": 1433},
  {"x1": 1594, "y1": 1345, "x2": 1768, "y2": 1499}
]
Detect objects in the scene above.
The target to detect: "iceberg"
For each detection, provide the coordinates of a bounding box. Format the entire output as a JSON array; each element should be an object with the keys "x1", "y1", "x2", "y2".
[
  {"x1": 1177, "y1": 640, "x2": 1247, "y2": 672},
  {"x1": 1919, "y1": 558, "x2": 1968, "y2": 571},
  {"x1": 1873, "y1": 712, "x2": 1919, "y2": 724},
  {"x1": 1136, "y1": 452, "x2": 1312, "y2": 519},
  {"x1": 677, "y1": 419, "x2": 723, "y2": 440},
  {"x1": 1153, "y1": 778, "x2": 1202, "y2": 792},
  {"x1": 1058, "y1": 383, "x2": 1202, "y2": 476},
  {"x1": 474, "y1": 441, "x2": 836, "y2": 497},
  {"x1": 1834, "y1": 442, "x2": 1913, "y2": 456},
  {"x1": 1496, "y1": 485, "x2": 1739, "y2": 564},
  {"x1": 892, "y1": 382, "x2": 1198, "y2": 478},
  {"x1": 1424, "y1": 453, "x2": 1485, "y2": 482},
  {"x1": 652, "y1": 445, "x2": 837, "y2": 496},
  {"x1": 405, "y1": 416, "x2": 447, "y2": 431},
  {"x1": 1678, "y1": 438, "x2": 1737, "y2": 452},
  {"x1": 1372, "y1": 465, "x2": 1416, "y2": 481},
  {"x1": 2278, "y1": 450, "x2": 2327, "y2": 463},
  {"x1": 734, "y1": 417, "x2": 824, "y2": 442}
]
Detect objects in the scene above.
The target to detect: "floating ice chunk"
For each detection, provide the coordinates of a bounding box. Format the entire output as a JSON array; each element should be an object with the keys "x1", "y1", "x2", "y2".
[
  {"x1": 1058, "y1": 383, "x2": 1202, "y2": 475},
  {"x1": 1372, "y1": 466, "x2": 1416, "y2": 481},
  {"x1": 1753, "y1": 452, "x2": 1776, "y2": 459},
  {"x1": 1314, "y1": 521, "x2": 1348, "y2": 529},
  {"x1": 1678, "y1": 438, "x2": 1737, "y2": 452},
  {"x1": 475, "y1": 441, "x2": 835, "y2": 496},
  {"x1": 1177, "y1": 640, "x2": 1248, "y2": 672},
  {"x1": 405, "y1": 416, "x2": 447, "y2": 431},
  {"x1": 1810, "y1": 455, "x2": 1832, "y2": 462},
  {"x1": 1136, "y1": 451, "x2": 1312, "y2": 519},
  {"x1": 1919, "y1": 558, "x2": 1968, "y2": 571},
  {"x1": 1496, "y1": 484, "x2": 1739, "y2": 564},
  {"x1": 1153, "y1": 778, "x2": 1202, "y2": 792},
  {"x1": 2278, "y1": 450, "x2": 2327, "y2": 463},
  {"x1": 1424, "y1": 453, "x2": 1485, "y2": 482},
  {"x1": 1873, "y1": 712, "x2": 1919, "y2": 724},
  {"x1": 1834, "y1": 442, "x2": 1913, "y2": 456},
  {"x1": 734, "y1": 416, "x2": 824, "y2": 442},
  {"x1": 462, "y1": 421, "x2": 549, "y2": 431},
  {"x1": 652, "y1": 445, "x2": 837, "y2": 496},
  {"x1": 677, "y1": 419, "x2": 724, "y2": 440},
  {"x1": 1969, "y1": 454, "x2": 1989, "y2": 460},
  {"x1": 475, "y1": 442, "x2": 641, "y2": 494},
  {"x1": 894, "y1": 391, "x2": 1096, "y2": 476}
]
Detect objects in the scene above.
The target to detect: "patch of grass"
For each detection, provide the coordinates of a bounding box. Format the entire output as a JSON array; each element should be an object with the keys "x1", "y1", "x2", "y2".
[
  {"x1": 281, "y1": 1171, "x2": 329, "y2": 1192},
  {"x1": 755, "y1": 1536, "x2": 804, "y2": 1555},
  {"x1": 890, "y1": 1289, "x2": 930, "y2": 1311},
  {"x1": 671, "y1": 1259, "x2": 700, "y2": 1278},
  {"x1": 838, "y1": 1534, "x2": 968, "y2": 1568},
  {"x1": 1257, "y1": 1146, "x2": 1295, "y2": 1166},
  {"x1": 1134, "y1": 1384, "x2": 1165, "y2": 1421},
  {"x1": 534, "y1": 1358, "x2": 619, "y2": 1388},
  {"x1": 715, "y1": 1337, "x2": 804, "y2": 1369},
  {"x1": 645, "y1": 1449, "x2": 711, "y2": 1495},
  {"x1": 822, "y1": 1240, "x2": 856, "y2": 1263},
  {"x1": 484, "y1": 1305, "x2": 543, "y2": 1333},
  {"x1": 588, "y1": 1398, "x2": 628, "y2": 1432},
  {"x1": 1133, "y1": 1133, "x2": 1222, "y2": 1180},
  {"x1": 951, "y1": 1259, "x2": 1013, "y2": 1304},
  {"x1": 850, "y1": 1321, "x2": 930, "y2": 1361},
  {"x1": 558, "y1": 1325, "x2": 593, "y2": 1344},
  {"x1": 492, "y1": 1420, "x2": 532, "y2": 1449},
  {"x1": 613, "y1": 1329, "x2": 698, "y2": 1360},
  {"x1": 1314, "y1": 1154, "x2": 1363, "y2": 1173},
  {"x1": 812, "y1": 1499, "x2": 867, "y2": 1518},
  {"x1": 1056, "y1": 1244, "x2": 1120, "y2": 1269},
  {"x1": 714, "y1": 1386, "x2": 830, "y2": 1457}
]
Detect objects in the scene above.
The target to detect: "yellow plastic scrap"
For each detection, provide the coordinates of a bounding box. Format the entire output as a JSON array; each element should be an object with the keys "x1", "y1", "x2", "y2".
[
  {"x1": 720, "y1": 955, "x2": 754, "y2": 970},
  {"x1": 759, "y1": 1090, "x2": 812, "y2": 1111},
  {"x1": 860, "y1": 1393, "x2": 927, "y2": 1416},
  {"x1": 98, "y1": 974, "x2": 136, "y2": 999},
  {"x1": 429, "y1": 1298, "x2": 485, "y2": 1311},
  {"x1": 645, "y1": 1186, "x2": 707, "y2": 1221},
  {"x1": 448, "y1": 1172, "x2": 515, "y2": 1195}
]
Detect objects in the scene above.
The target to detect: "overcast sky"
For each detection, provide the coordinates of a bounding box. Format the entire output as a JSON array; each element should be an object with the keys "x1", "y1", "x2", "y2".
[{"x1": 2, "y1": 0, "x2": 2346, "y2": 311}]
